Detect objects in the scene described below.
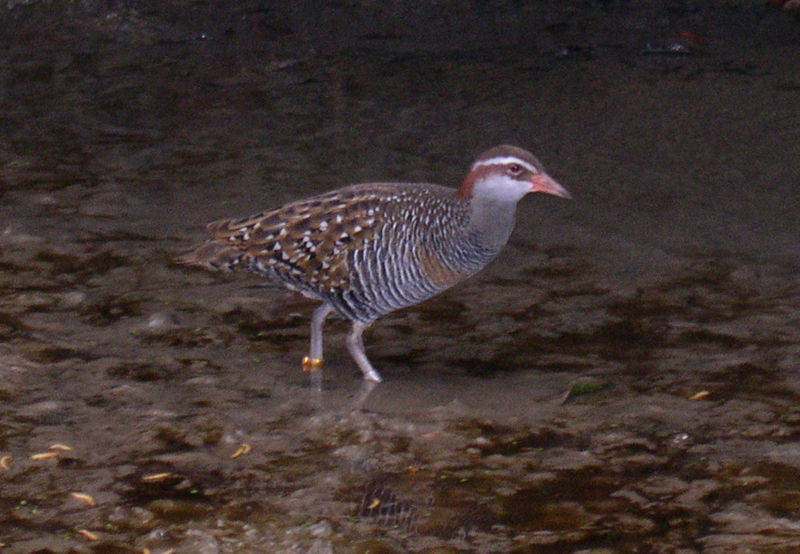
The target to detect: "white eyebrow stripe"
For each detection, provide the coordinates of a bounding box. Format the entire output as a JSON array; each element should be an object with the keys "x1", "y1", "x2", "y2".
[{"x1": 471, "y1": 156, "x2": 537, "y2": 172}]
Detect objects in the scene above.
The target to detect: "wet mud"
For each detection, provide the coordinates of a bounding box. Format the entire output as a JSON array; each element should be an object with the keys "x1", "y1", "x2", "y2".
[{"x1": 2, "y1": 1, "x2": 800, "y2": 552}]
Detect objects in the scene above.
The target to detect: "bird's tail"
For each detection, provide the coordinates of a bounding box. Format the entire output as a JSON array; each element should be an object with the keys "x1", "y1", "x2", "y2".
[{"x1": 175, "y1": 241, "x2": 247, "y2": 272}]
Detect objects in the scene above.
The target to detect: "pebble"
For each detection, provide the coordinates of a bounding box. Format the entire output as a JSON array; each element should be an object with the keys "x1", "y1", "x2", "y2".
[
  {"x1": 145, "y1": 311, "x2": 179, "y2": 330},
  {"x1": 58, "y1": 291, "x2": 87, "y2": 308},
  {"x1": 16, "y1": 400, "x2": 67, "y2": 423}
]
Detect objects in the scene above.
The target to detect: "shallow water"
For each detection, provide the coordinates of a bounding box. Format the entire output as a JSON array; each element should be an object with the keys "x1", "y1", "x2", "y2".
[{"x1": 2, "y1": 2, "x2": 800, "y2": 552}]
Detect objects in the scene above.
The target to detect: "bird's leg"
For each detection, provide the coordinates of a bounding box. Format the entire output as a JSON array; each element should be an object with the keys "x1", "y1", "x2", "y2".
[
  {"x1": 304, "y1": 303, "x2": 334, "y2": 372},
  {"x1": 350, "y1": 380, "x2": 378, "y2": 410},
  {"x1": 346, "y1": 321, "x2": 383, "y2": 382}
]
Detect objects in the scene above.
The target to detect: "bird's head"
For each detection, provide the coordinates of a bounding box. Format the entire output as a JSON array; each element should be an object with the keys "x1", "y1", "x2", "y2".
[{"x1": 458, "y1": 144, "x2": 571, "y2": 203}]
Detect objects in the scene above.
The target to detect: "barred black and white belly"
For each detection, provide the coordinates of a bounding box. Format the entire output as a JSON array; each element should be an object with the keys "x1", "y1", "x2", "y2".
[{"x1": 327, "y1": 222, "x2": 445, "y2": 322}]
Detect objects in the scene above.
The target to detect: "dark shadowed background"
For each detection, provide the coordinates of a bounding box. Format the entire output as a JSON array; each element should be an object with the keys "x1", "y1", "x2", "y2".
[{"x1": 1, "y1": 1, "x2": 799, "y2": 552}]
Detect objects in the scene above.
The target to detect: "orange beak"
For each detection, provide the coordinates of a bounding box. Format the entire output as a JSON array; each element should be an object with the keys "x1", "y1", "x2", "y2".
[{"x1": 531, "y1": 173, "x2": 572, "y2": 199}]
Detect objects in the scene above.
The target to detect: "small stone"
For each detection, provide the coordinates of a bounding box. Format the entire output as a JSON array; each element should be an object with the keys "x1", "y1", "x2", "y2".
[
  {"x1": 178, "y1": 526, "x2": 219, "y2": 554},
  {"x1": 307, "y1": 519, "x2": 332, "y2": 538},
  {"x1": 59, "y1": 291, "x2": 87, "y2": 308},
  {"x1": 16, "y1": 400, "x2": 67, "y2": 423},
  {"x1": 146, "y1": 311, "x2": 179, "y2": 330},
  {"x1": 308, "y1": 538, "x2": 333, "y2": 554}
]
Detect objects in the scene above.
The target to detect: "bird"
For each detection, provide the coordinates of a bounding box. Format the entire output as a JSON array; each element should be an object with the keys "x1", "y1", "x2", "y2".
[{"x1": 178, "y1": 145, "x2": 571, "y2": 383}]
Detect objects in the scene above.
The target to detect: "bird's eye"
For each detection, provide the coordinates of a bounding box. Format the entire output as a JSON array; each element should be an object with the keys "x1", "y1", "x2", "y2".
[{"x1": 508, "y1": 164, "x2": 523, "y2": 175}]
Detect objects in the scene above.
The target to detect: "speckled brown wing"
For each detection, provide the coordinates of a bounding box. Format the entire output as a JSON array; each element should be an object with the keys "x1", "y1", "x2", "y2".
[{"x1": 199, "y1": 184, "x2": 404, "y2": 293}]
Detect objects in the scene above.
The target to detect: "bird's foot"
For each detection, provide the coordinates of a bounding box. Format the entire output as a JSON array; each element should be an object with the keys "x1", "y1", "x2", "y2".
[
  {"x1": 362, "y1": 367, "x2": 383, "y2": 383},
  {"x1": 302, "y1": 356, "x2": 324, "y2": 372},
  {"x1": 302, "y1": 356, "x2": 324, "y2": 391}
]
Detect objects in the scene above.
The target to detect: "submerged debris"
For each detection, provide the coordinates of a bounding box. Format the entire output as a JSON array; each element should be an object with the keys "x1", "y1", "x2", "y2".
[{"x1": 356, "y1": 481, "x2": 416, "y2": 530}]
